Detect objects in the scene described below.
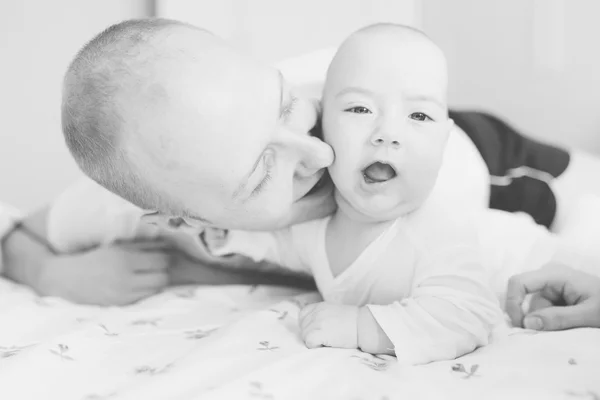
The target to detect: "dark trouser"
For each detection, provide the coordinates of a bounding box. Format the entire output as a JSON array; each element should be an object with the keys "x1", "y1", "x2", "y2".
[{"x1": 449, "y1": 110, "x2": 571, "y2": 228}]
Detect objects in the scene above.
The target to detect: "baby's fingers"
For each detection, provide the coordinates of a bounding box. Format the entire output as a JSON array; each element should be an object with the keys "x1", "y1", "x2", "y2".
[{"x1": 303, "y1": 328, "x2": 328, "y2": 349}]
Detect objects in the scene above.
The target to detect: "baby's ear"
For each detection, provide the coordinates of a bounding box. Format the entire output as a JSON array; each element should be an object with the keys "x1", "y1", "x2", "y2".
[{"x1": 443, "y1": 118, "x2": 455, "y2": 136}]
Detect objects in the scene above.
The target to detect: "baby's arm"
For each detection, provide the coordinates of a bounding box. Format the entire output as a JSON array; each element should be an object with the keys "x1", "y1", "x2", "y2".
[
  {"x1": 203, "y1": 226, "x2": 313, "y2": 277},
  {"x1": 359, "y1": 243, "x2": 502, "y2": 365}
]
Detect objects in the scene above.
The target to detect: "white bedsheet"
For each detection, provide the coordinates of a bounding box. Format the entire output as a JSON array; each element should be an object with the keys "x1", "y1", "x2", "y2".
[{"x1": 0, "y1": 277, "x2": 598, "y2": 400}]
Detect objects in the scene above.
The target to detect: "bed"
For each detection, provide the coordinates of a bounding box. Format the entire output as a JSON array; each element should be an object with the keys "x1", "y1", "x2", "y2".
[
  {"x1": 1, "y1": 276, "x2": 598, "y2": 400},
  {"x1": 3, "y1": 48, "x2": 600, "y2": 400}
]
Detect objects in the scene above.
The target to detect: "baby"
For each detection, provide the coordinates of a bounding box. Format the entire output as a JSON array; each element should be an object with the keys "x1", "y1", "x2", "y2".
[
  {"x1": 205, "y1": 24, "x2": 600, "y2": 363},
  {"x1": 206, "y1": 24, "x2": 505, "y2": 365}
]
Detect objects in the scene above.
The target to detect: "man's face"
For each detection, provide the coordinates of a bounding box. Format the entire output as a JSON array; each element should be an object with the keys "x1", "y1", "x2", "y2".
[{"x1": 124, "y1": 30, "x2": 333, "y2": 230}]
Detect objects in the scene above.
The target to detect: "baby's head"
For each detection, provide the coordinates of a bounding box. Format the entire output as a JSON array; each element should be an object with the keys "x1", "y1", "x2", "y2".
[
  {"x1": 62, "y1": 19, "x2": 332, "y2": 230},
  {"x1": 322, "y1": 23, "x2": 453, "y2": 222}
]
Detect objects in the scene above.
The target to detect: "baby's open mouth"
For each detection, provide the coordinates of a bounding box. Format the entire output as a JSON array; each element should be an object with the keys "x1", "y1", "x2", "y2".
[{"x1": 362, "y1": 162, "x2": 397, "y2": 184}]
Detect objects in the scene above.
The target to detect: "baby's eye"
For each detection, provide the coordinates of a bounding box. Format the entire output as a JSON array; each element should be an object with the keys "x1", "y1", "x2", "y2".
[
  {"x1": 409, "y1": 112, "x2": 433, "y2": 122},
  {"x1": 345, "y1": 106, "x2": 372, "y2": 114}
]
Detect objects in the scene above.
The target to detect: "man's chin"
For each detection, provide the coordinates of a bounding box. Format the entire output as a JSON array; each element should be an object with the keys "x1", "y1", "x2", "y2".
[
  {"x1": 290, "y1": 173, "x2": 335, "y2": 224},
  {"x1": 296, "y1": 171, "x2": 331, "y2": 201}
]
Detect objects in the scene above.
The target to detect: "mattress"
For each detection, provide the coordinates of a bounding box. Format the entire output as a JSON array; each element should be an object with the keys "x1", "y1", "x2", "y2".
[{"x1": 1, "y1": 277, "x2": 598, "y2": 400}]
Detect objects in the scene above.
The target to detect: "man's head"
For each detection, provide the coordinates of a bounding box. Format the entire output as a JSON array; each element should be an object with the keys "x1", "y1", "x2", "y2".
[
  {"x1": 63, "y1": 18, "x2": 334, "y2": 230},
  {"x1": 322, "y1": 23, "x2": 453, "y2": 222}
]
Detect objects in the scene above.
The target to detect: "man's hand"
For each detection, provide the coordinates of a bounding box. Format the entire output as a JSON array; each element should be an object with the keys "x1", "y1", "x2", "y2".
[
  {"x1": 36, "y1": 240, "x2": 172, "y2": 306},
  {"x1": 506, "y1": 264, "x2": 600, "y2": 331},
  {"x1": 298, "y1": 302, "x2": 359, "y2": 349}
]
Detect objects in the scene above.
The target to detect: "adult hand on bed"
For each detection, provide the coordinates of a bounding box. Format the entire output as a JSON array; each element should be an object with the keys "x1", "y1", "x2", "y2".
[
  {"x1": 36, "y1": 240, "x2": 173, "y2": 306},
  {"x1": 298, "y1": 302, "x2": 359, "y2": 349},
  {"x1": 506, "y1": 264, "x2": 600, "y2": 331}
]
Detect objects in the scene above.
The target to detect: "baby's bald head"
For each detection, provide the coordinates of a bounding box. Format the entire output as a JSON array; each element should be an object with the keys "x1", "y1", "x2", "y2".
[
  {"x1": 62, "y1": 18, "x2": 211, "y2": 212},
  {"x1": 325, "y1": 22, "x2": 448, "y2": 100}
]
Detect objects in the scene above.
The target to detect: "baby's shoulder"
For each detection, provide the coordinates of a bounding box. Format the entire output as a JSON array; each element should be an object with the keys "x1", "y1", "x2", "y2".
[{"x1": 407, "y1": 202, "x2": 479, "y2": 250}]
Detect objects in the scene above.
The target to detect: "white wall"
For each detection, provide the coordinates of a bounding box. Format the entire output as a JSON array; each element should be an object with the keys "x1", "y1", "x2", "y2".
[
  {"x1": 4, "y1": 0, "x2": 599, "y2": 211},
  {"x1": 156, "y1": 0, "x2": 421, "y2": 64},
  {"x1": 0, "y1": 0, "x2": 151, "y2": 211},
  {"x1": 422, "y1": 0, "x2": 600, "y2": 154},
  {"x1": 160, "y1": 0, "x2": 600, "y2": 155}
]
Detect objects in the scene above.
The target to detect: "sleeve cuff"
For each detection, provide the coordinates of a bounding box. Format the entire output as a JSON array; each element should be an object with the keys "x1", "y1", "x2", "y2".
[
  {"x1": 367, "y1": 301, "x2": 471, "y2": 366},
  {"x1": 366, "y1": 303, "x2": 422, "y2": 365}
]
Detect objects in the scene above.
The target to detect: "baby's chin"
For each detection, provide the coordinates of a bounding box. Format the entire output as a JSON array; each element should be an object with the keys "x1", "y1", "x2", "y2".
[{"x1": 335, "y1": 190, "x2": 418, "y2": 223}]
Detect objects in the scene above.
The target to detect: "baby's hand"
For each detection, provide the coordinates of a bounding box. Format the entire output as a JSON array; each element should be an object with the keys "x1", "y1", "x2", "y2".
[
  {"x1": 298, "y1": 302, "x2": 359, "y2": 349},
  {"x1": 37, "y1": 240, "x2": 173, "y2": 306}
]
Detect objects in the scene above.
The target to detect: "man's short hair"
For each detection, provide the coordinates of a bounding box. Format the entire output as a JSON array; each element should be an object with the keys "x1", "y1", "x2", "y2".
[{"x1": 62, "y1": 18, "x2": 187, "y2": 212}]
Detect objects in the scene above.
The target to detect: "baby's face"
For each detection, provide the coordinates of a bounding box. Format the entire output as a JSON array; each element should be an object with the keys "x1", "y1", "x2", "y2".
[
  {"x1": 122, "y1": 29, "x2": 334, "y2": 230},
  {"x1": 322, "y1": 31, "x2": 452, "y2": 222}
]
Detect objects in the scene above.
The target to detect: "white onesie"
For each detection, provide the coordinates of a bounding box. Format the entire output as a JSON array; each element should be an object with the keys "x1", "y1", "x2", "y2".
[{"x1": 208, "y1": 202, "x2": 517, "y2": 365}]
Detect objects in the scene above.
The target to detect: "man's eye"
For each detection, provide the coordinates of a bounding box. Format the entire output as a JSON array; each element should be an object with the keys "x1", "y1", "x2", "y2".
[
  {"x1": 409, "y1": 112, "x2": 432, "y2": 122},
  {"x1": 345, "y1": 106, "x2": 372, "y2": 114}
]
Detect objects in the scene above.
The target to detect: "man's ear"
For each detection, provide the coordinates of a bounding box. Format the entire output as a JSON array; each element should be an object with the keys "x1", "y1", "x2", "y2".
[
  {"x1": 140, "y1": 211, "x2": 163, "y2": 225},
  {"x1": 179, "y1": 217, "x2": 206, "y2": 230}
]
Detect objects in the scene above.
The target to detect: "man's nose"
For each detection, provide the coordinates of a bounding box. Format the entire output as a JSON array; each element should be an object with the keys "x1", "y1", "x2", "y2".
[
  {"x1": 370, "y1": 115, "x2": 403, "y2": 148},
  {"x1": 293, "y1": 134, "x2": 334, "y2": 178}
]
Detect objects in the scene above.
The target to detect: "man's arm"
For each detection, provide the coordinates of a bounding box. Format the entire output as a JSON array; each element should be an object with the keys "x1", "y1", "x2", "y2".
[
  {"x1": 2, "y1": 221, "x2": 53, "y2": 292},
  {"x1": 169, "y1": 254, "x2": 316, "y2": 290},
  {"x1": 0, "y1": 200, "x2": 58, "y2": 291},
  {"x1": 175, "y1": 226, "x2": 316, "y2": 288},
  {"x1": 42, "y1": 177, "x2": 319, "y2": 289}
]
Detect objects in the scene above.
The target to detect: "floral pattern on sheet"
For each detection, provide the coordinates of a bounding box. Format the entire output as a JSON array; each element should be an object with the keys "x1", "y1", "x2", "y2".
[
  {"x1": 0, "y1": 343, "x2": 36, "y2": 359},
  {"x1": 49, "y1": 343, "x2": 75, "y2": 361},
  {"x1": 451, "y1": 363, "x2": 480, "y2": 379},
  {"x1": 351, "y1": 354, "x2": 394, "y2": 371},
  {"x1": 0, "y1": 278, "x2": 598, "y2": 400}
]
